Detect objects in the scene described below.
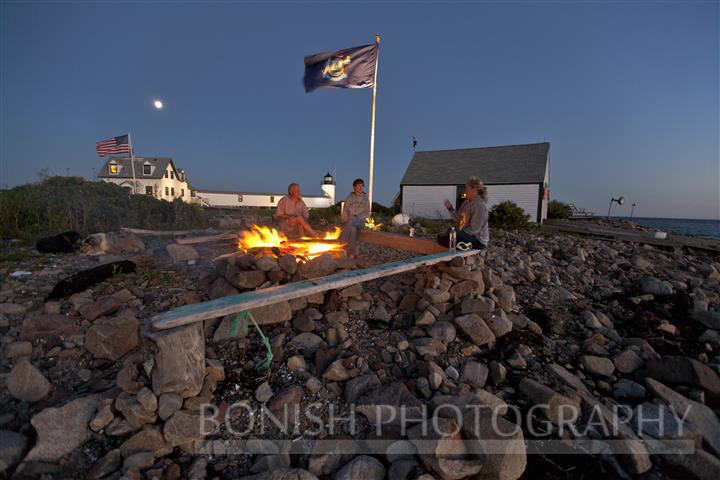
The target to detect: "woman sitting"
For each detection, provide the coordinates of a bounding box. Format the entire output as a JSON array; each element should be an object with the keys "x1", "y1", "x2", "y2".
[{"x1": 438, "y1": 176, "x2": 489, "y2": 249}]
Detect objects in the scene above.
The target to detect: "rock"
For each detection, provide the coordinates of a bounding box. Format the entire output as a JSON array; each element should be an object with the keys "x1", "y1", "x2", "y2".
[
  {"x1": 20, "y1": 313, "x2": 79, "y2": 340},
  {"x1": 339, "y1": 283, "x2": 363, "y2": 298},
  {"x1": 460, "y1": 296, "x2": 494, "y2": 316},
  {"x1": 495, "y1": 285, "x2": 515, "y2": 312},
  {"x1": 123, "y1": 451, "x2": 155, "y2": 471},
  {"x1": 356, "y1": 382, "x2": 423, "y2": 427},
  {"x1": 78, "y1": 295, "x2": 121, "y2": 321},
  {"x1": 348, "y1": 298, "x2": 371, "y2": 311},
  {"x1": 0, "y1": 430, "x2": 27, "y2": 473},
  {"x1": 6, "y1": 360, "x2": 52, "y2": 402},
  {"x1": 461, "y1": 361, "x2": 488, "y2": 388},
  {"x1": 449, "y1": 279, "x2": 480, "y2": 298},
  {"x1": 287, "y1": 355, "x2": 307, "y2": 372},
  {"x1": 116, "y1": 392, "x2": 157, "y2": 428},
  {"x1": 228, "y1": 269, "x2": 267, "y2": 289},
  {"x1": 399, "y1": 293, "x2": 419, "y2": 311},
  {"x1": 117, "y1": 364, "x2": 144, "y2": 393},
  {"x1": 305, "y1": 377, "x2": 322, "y2": 393},
  {"x1": 158, "y1": 393, "x2": 184, "y2": 421},
  {"x1": 88, "y1": 449, "x2": 121, "y2": 479},
  {"x1": 25, "y1": 395, "x2": 101, "y2": 462},
  {"x1": 612, "y1": 350, "x2": 643, "y2": 374},
  {"x1": 462, "y1": 409, "x2": 527, "y2": 480},
  {"x1": 415, "y1": 310, "x2": 435, "y2": 326},
  {"x1": 428, "y1": 361, "x2": 445, "y2": 389},
  {"x1": 0, "y1": 303, "x2": 25, "y2": 315},
  {"x1": 298, "y1": 254, "x2": 337, "y2": 279},
  {"x1": 426, "y1": 321, "x2": 456, "y2": 345},
  {"x1": 120, "y1": 425, "x2": 171, "y2": 457},
  {"x1": 430, "y1": 390, "x2": 508, "y2": 417},
  {"x1": 546, "y1": 363, "x2": 588, "y2": 392},
  {"x1": 278, "y1": 254, "x2": 298, "y2": 275},
  {"x1": 519, "y1": 378, "x2": 580, "y2": 425},
  {"x1": 407, "y1": 418, "x2": 483, "y2": 480},
  {"x1": 256, "y1": 256, "x2": 279, "y2": 272},
  {"x1": 256, "y1": 382, "x2": 274, "y2": 403},
  {"x1": 613, "y1": 379, "x2": 647, "y2": 400},
  {"x1": 630, "y1": 402, "x2": 701, "y2": 444},
  {"x1": 291, "y1": 333, "x2": 323, "y2": 355},
  {"x1": 454, "y1": 314, "x2": 496, "y2": 347},
  {"x1": 424, "y1": 288, "x2": 450, "y2": 303},
  {"x1": 386, "y1": 440, "x2": 418, "y2": 463},
  {"x1": 137, "y1": 387, "x2": 158, "y2": 412},
  {"x1": 640, "y1": 276, "x2": 673, "y2": 296},
  {"x1": 4, "y1": 341, "x2": 32, "y2": 359},
  {"x1": 83, "y1": 231, "x2": 144, "y2": 254},
  {"x1": 239, "y1": 468, "x2": 319, "y2": 480},
  {"x1": 663, "y1": 449, "x2": 720, "y2": 480},
  {"x1": 631, "y1": 255, "x2": 653, "y2": 271},
  {"x1": 323, "y1": 359, "x2": 350, "y2": 381},
  {"x1": 268, "y1": 386, "x2": 304, "y2": 429},
  {"x1": 208, "y1": 277, "x2": 239, "y2": 299},
  {"x1": 485, "y1": 310, "x2": 512, "y2": 338},
  {"x1": 293, "y1": 313, "x2": 316, "y2": 333},
  {"x1": 645, "y1": 378, "x2": 720, "y2": 455},
  {"x1": 85, "y1": 313, "x2": 139, "y2": 360},
  {"x1": 335, "y1": 456, "x2": 385, "y2": 480},
  {"x1": 345, "y1": 373, "x2": 381, "y2": 404},
  {"x1": 147, "y1": 322, "x2": 205, "y2": 398},
  {"x1": 370, "y1": 305, "x2": 391, "y2": 323},
  {"x1": 251, "y1": 301, "x2": 292, "y2": 325},
  {"x1": 580, "y1": 355, "x2": 615, "y2": 377},
  {"x1": 163, "y1": 409, "x2": 214, "y2": 447},
  {"x1": 490, "y1": 361, "x2": 508, "y2": 385},
  {"x1": 639, "y1": 356, "x2": 720, "y2": 407},
  {"x1": 90, "y1": 399, "x2": 115, "y2": 432}
]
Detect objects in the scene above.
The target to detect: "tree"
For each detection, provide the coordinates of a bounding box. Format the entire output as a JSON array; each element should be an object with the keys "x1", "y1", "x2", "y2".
[
  {"x1": 489, "y1": 201, "x2": 530, "y2": 230},
  {"x1": 548, "y1": 200, "x2": 573, "y2": 219}
]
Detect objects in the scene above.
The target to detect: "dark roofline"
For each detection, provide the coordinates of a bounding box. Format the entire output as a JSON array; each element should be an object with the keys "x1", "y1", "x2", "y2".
[{"x1": 414, "y1": 141, "x2": 549, "y2": 155}]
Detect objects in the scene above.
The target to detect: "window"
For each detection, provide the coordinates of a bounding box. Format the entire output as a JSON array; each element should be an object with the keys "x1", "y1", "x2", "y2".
[
  {"x1": 270, "y1": 196, "x2": 275, "y2": 203},
  {"x1": 165, "y1": 186, "x2": 169, "y2": 196},
  {"x1": 165, "y1": 171, "x2": 168, "y2": 178},
  {"x1": 238, "y1": 194, "x2": 244, "y2": 203},
  {"x1": 191, "y1": 190, "x2": 196, "y2": 198},
  {"x1": 145, "y1": 186, "x2": 153, "y2": 195},
  {"x1": 110, "y1": 163, "x2": 118, "y2": 174},
  {"x1": 143, "y1": 164, "x2": 151, "y2": 175},
  {"x1": 170, "y1": 171, "x2": 174, "y2": 180},
  {"x1": 171, "y1": 187, "x2": 175, "y2": 196},
  {"x1": 181, "y1": 189, "x2": 184, "y2": 197}
]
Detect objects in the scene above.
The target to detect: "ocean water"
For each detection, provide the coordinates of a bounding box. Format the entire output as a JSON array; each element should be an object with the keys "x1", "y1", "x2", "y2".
[{"x1": 617, "y1": 217, "x2": 720, "y2": 240}]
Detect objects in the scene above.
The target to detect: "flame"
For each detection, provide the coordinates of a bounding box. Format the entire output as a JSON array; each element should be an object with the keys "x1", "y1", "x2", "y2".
[
  {"x1": 365, "y1": 217, "x2": 382, "y2": 230},
  {"x1": 238, "y1": 224, "x2": 345, "y2": 259}
]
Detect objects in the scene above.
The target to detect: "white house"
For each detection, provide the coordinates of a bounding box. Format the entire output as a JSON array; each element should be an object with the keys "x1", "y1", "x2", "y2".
[
  {"x1": 98, "y1": 156, "x2": 191, "y2": 201},
  {"x1": 98, "y1": 156, "x2": 336, "y2": 209},
  {"x1": 400, "y1": 142, "x2": 550, "y2": 223},
  {"x1": 193, "y1": 173, "x2": 335, "y2": 209}
]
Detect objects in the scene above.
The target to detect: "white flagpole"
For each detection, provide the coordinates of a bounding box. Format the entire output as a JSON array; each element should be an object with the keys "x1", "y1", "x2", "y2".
[
  {"x1": 128, "y1": 133, "x2": 137, "y2": 194},
  {"x1": 368, "y1": 34, "x2": 380, "y2": 211}
]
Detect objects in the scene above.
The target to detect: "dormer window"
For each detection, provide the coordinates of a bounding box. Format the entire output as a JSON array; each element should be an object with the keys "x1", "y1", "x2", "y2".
[
  {"x1": 165, "y1": 171, "x2": 168, "y2": 178},
  {"x1": 170, "y1": 171, "x2": 174, "y2": 180},
  {"x1": 110, "y1": 162, "x2": 118, "y2": 174},
  {"x1": 143, "y1": 164, "x2": 151, "y2": 175}
]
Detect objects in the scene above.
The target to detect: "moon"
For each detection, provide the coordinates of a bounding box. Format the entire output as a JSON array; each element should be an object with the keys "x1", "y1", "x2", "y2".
[{"x1": 153, "y1": 99, "x2": 163, "y2": 109}]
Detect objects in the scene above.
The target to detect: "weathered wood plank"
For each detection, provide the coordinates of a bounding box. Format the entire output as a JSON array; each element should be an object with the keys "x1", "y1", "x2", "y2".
[
  {"x1": 359, "y1": 230, "x2": 447, "y2": 254},
  {"x1": 175, "y1": 232, "x2": 237, "y2": 245},
  {"x1": 121, "y1": 227, "x2": 214, "y2": 236},
  {"x1": 151, "y1": 249, "x2": 477, "y2": 331}
]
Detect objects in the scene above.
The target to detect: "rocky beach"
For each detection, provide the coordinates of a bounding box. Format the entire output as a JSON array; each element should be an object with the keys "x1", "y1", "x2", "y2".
[{"x1": 1, "y1": 218, "x2": 719, "y2": 480}]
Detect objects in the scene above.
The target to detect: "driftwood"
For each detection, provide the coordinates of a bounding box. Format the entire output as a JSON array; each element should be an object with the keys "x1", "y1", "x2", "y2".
[
  {"x1": 121, "y1": 227, "x2": 214, "y2": 236},
  {"x1": 46, "y1": 260, "x2": 136, "y2": 300},
  {"x1": 151, "y1": 249, "x2": 478, "y2": 331},
  {"x1": 359, "y1": 230, "x2": 447, "y2": 254},
  {"x1": 175, "y1": 232, "x2": 237, "y2": 245}
]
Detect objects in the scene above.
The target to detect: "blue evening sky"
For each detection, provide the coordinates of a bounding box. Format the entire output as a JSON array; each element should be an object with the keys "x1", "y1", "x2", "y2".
[{"x1": 1, "y1": 1, "x2": 718, "y2": 219}]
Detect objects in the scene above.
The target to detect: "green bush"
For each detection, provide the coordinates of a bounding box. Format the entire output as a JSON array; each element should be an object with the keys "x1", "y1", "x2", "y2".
[
  {"x1": 547, "y1": 199, "x2": 573, "y2": 219},
  {"x1": 309, "y1": 203, "x2": 342, "y2": 225},
  {"x1": 489, "y1": 200, "x2": 530, "y2": 230},
  {"x1": 0, "y1": 176, "x2": 208, "y2": 239}
]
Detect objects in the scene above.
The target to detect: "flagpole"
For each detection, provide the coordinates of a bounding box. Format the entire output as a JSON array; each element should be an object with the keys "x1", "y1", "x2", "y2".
[
  {"x1": 368, "y1": 34, "x2": 380, "y2": 212},
  {"x1": 128, "y1": 133, "x2": 137, "y2": 194}
]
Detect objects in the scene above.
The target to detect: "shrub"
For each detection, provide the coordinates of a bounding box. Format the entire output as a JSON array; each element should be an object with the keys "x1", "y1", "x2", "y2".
[
  {"x1": 309, "y1": 203, "x2": 342, "y2": 225},
  {"x1": 0, "y1": 176, "x2": 208, "y2": 239},
  {"x1": 489, "y1": 201, "x2": 530, "y2": 230},
  {"x1": 548, "y1": 200, "x2": 573, "y2": 220}
]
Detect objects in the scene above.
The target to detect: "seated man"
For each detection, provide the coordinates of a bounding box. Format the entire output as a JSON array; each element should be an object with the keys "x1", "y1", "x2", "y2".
[
  {"x1": 340, "y1": 178, "x2": 371, "y2": 257},
  {"x1": 275, "y1": 183, "x2": 318, "y2": 238}
]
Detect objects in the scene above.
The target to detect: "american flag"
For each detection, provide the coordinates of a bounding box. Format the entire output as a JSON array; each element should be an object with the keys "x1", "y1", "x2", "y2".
[{"x1": 96, "y1": 135, "x2": 130, "y2": 156}]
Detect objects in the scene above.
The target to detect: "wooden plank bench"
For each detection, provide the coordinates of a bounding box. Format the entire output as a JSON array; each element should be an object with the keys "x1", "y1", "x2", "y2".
[{"x1": 151, "y1": 249, "x2": 478, "y2": 331}]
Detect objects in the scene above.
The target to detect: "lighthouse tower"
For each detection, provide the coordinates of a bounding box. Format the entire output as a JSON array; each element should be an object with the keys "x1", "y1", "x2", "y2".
[{"x1": 321, "y1": 172, "x2": 335, "y2": 205}]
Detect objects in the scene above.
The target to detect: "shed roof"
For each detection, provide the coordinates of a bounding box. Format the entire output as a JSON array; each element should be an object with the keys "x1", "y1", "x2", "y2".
[{"x1": 400, "y1": 142, "x2": 549, "y2": 185}]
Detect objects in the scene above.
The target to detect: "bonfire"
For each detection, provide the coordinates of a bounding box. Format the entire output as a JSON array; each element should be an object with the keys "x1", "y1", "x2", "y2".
[{"x1": 237, "y1": 225, "x2": 345, "y2": 260}]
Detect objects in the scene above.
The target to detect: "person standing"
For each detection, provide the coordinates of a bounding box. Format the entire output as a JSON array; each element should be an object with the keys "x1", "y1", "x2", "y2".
[
  {"x1": 438, "y1": 176, "x2": 489, "y2": 249},
  {"x1": 341, "y1": 178, "x2": 371, "y2": 257},
  {"x1": 275, "y1": 183, "x2": 318, "y2": 238}
]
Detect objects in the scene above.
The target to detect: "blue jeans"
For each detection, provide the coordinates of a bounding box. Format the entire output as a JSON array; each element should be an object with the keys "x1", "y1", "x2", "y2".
[
  {"x1": 341, "y1": 217, "x2": 365, "y2": 255},
  {"x1": 437, "y1": 229, "x2": 486, "y2": 250}
]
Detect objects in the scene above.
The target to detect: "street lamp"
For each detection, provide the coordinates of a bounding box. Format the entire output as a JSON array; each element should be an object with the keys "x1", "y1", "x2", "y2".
[
  {"x1": 630, "y1": 203, "x2": 636, "y2": 219},
  {"x1": 607, "y1": 196, "x2": 625, "y2": 219}
]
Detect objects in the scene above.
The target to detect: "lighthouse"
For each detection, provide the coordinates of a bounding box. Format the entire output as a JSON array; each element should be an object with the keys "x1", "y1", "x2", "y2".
[{"x1": 321, "y1": 172, "x2": 336, "y2": 205}]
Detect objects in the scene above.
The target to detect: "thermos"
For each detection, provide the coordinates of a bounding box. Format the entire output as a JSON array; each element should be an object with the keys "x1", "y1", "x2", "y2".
[{"x1": 449, "y1": 227, "x2": 457, "y2": 251}]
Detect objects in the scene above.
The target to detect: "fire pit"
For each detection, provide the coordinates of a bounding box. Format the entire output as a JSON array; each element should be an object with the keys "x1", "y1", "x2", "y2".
[{"x1": 237, "y1": 224, "x2": 345, "y2": 261}]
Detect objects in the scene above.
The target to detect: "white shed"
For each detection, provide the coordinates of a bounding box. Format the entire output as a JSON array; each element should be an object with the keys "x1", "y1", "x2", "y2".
[{"x1": 400, "y1": 142, "x2": 550, "y2": 223}]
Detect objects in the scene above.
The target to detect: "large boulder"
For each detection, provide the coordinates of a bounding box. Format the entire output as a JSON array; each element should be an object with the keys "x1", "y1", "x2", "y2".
[
  {"x1": 638, "y1": 356, "x2": 720, "y2": 407},
  {"x1": 0, "y1": 430, "x2": 27, "y2": 473},
  {"x1": 251, "y1": 301, "x2": 292, "y2": 325},
  {"x1": 519, "y1": 378, "x2": 581, "y2": 426},
  {"x1": 462, "y1": 409, "x2": 527, "y2": 480},
  {"x1": 25, "y1": 395, "x2": 101, "y2": 462},
  {"x1": 407, "y1": 418, "x2": 483, "y2": 480},
  {"x1": 454, "y1": 314, "x2": 495, "y2": 347},
  {"x1": 166, "y1": 244, "x2": 199, "y2": 263},
  {"x1": 163, "y1": 409, "x2": 215, "y2": 447},
  {"x1": 146, "y1": 323, "x2": 205, "y2": 398},
  {"x1": 84, "y1": 313, "x2": 139, "y2": 360},
  {"x1": 6, "y1": 360, "x2": 52, "y2": 402},
  {"x1": 78, "y1": 295, "x2": 121, "y2": 321},
  {"x1": 298, "y1": 254, "x2": 337, "y2": 279},
  {"x1": 20, "y1": 313, "x2": 79, "y2": 340}
]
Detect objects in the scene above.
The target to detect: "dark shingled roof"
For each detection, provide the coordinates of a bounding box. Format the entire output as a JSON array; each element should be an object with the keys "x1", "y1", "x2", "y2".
[
  {"x1": 400, "y1": 142, "x2": 549, "y2": 185},
  {"x1": 98, "y1": 156, "x2": 184, "y2": 180}
]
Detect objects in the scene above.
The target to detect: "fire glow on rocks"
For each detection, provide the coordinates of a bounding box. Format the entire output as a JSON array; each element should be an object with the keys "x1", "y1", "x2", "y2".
[{"x1": 237, "y1": 224, "x2": 345, "y2": 259}]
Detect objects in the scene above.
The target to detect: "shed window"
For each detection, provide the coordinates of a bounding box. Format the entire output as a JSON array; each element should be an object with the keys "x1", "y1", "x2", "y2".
[
  {"x1": 110, "y1": 163, "x2": 118, "y2": 174},
  {"x1": 181, "y1": 189, "x2": 184, "y2": 197},
  {"x1": 143, "y1": 164, "x2": 151, "y2": 175},
  {"x1": 165, "y1": 171, "x2": 168, "y2": 178}
]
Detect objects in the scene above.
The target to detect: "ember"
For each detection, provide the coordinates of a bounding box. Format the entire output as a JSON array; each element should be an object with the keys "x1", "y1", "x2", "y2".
[{"x1": 237, "y1": 225, "x2": 345, "y2": 259}]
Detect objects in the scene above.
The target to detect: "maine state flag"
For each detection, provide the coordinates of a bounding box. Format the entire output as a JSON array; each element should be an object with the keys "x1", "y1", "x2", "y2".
[{"x1": 303, "y1": 44, "x2": 378, "y2": 93}]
